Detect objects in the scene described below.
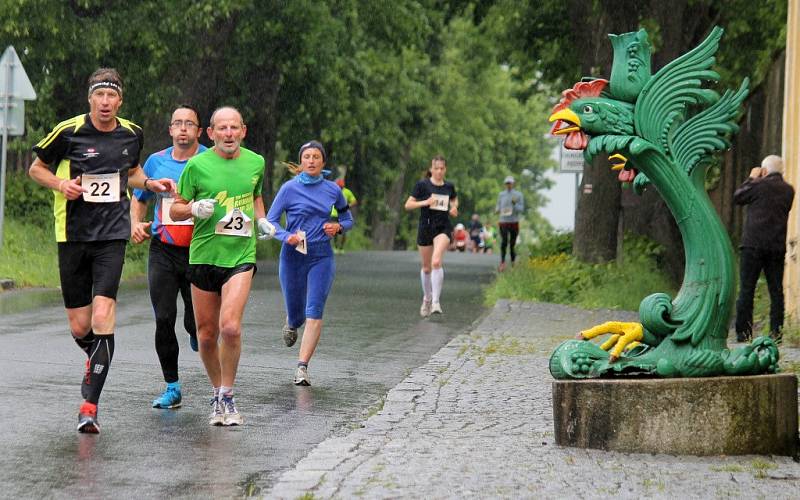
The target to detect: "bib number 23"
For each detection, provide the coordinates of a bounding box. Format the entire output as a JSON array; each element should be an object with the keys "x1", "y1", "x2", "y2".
[{"x1": 215, "y1": 208, "x2": 252, "y2": 237}]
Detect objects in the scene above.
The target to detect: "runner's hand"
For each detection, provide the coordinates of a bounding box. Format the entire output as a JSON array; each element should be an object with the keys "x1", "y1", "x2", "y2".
[
  {"x1": 131, "y1": 221, "x2": 152, "y2": 244},
  {"x1": 323, "y1": 222, "x2": 340, "y2": 237},
  {"x1": 191, "y1": 199, "x2": 217, "y2": 219},
  {"x1": 286, "y1": 233, "x2": 300, "y2": 246},
  {"x1": 147, "y1": 178, "x2": 176, "y2": 193},
  {"x1": 257, "y1": 218, "x2": 276, "y2": 240},
  {"x1": 58, "y1": 176, "x2": 86, "y2": 200},
  {"x1": 449, "y1": 206, "x2": 458, "y2": 218}
]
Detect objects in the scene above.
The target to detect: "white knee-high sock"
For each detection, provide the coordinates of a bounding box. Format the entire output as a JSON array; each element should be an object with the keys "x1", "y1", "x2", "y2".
[
  {"x1": 421, "y1": 269, "x2": 432, "y2": 301},
  {"x1": 431, "y1": 267, "x2": 444, "y2": 303}
]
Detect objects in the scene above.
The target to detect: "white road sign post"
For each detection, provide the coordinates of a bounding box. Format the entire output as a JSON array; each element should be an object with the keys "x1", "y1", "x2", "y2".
[
  {"x1": 558, "y1": 139, "x2": 586, "y2": 174},
  {"x1": 0, "y1": 45, "x2": 37, "y2": 248},
  {"x1": 558, "y1": 138, "x2": 585, "y2": 213}
]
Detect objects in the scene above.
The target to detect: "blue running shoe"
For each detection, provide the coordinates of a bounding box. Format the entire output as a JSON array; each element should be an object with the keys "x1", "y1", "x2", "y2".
[
  {"x1": 152, "y1": 382, "x2": 182, "y2": 409},
  {"x1": 189, "y1": 333, "x2": 199, "y2": 352}
]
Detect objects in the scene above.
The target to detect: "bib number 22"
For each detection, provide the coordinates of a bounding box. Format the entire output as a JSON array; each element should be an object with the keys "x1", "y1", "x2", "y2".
[{"x1": 81, "y1": 172, "x2": 120, "y2": 203}]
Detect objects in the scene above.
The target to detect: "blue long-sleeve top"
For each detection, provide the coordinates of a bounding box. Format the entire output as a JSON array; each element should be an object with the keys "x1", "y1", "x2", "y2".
[{"x1": 267, "y1": 178, "x2": 354, "y2": 244}]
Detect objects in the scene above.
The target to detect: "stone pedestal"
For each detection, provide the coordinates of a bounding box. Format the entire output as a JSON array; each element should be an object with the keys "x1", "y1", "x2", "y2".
[{"x1": 552, "y1": 374, "x2": 799, "y2": 456}]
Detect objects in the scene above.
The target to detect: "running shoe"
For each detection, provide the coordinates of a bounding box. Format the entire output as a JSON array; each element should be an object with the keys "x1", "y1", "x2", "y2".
[
  {"x1": 189, "y1": 333, "x2": 199, "y2": 353},
  {"x1": 221, "y1": 395, "x2": 243, "y2": 426},
  {"x1": 282, "y1": 322, "x2": 298, "y2": 347},
  {"x1": 77, "y1": 401, "x2": 100, "y2": 434},
  {"x1": 152, "y1": 384, "x2": 182, "y2": 409},
  {"x1": 294, "y1": 366, "x2": 311, "y2": 386},
  {"x1": 420, "y1": 299, "x2": 432, "y2": 317},
  {"x1": 431, "y1": 302, "x2": 443, "y2": 314},
  {"x1": 209, "y1": 397, "x2": 224, "y2": 426}
]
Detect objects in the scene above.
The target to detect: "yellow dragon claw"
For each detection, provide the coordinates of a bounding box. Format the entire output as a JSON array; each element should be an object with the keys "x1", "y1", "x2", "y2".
[
  {"x1": 608, "y1": 153, "x2": 628, "y2": 171},
  {"x1": 578, "y1": 321, "x2": 644, "y2": 362}
]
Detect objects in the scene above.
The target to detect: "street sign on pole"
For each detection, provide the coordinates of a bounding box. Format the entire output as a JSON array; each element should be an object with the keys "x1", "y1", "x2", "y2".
[
  {"x1": 558, "y1": 139, "x2": 585, "y2": 173},
  {"x1": 0, "y1": 99, "x2": 25, "y2": 136},
  {"x1": 558, "y1": 138, "x2": 585, "y2": 218},
  {"x1": 0, "y1": 47, "x2": 36, "y2": 100},
  {"x1": 1, "y1": 45, "x2": 37, "y2": 249}
]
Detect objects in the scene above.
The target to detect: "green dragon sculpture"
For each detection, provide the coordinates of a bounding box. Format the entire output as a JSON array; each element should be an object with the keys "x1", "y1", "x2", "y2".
[{"x1": 548, "y1": 27, "x2": 779, "y2": 379}]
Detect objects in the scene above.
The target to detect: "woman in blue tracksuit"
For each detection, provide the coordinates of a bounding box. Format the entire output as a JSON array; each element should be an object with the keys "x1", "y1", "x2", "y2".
[{"x1": 267, "y1": 141, "x2": 354, "y2": 386}]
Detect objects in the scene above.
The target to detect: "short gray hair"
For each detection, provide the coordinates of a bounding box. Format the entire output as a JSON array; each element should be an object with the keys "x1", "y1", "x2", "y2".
[
  {"x1": 209, "y1": 106, "x2": 243, "y2": 128},
  {"x1": 761, "y1": 155, "x2": 784, "y2": 174}
]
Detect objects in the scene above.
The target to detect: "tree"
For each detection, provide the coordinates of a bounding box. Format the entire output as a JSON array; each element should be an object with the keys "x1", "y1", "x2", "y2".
[{"x1": 482, "y1": 0, "x2": 787, "y2": 279}]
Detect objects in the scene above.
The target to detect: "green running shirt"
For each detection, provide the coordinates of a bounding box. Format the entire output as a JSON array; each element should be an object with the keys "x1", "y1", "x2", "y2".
[{"x1": 177, "y1": 147, "x2": 265, "y2": 267}]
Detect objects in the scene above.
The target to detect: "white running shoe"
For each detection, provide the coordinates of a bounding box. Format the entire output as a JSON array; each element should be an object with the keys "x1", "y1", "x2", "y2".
[
  {"x1": 431, "y1": 302, "x2": 443, "y2": 314},
  {"x1": 221, "y1": 396, "x2": 243, "y2": 426},
  {"x1": 209, "y1": 397, "x2": 224, "y2": 426},
  {"x1": 294, "y1": 366, "x2": 311, "y2": 386},
  {"x1": 420, "y1": 299, "x2": 432, "y2": 317}
]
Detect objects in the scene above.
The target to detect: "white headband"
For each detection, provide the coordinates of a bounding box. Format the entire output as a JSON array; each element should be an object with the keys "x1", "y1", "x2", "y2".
[{"x1": 88, "y1": 81, "x2": 122, "y2": 95}]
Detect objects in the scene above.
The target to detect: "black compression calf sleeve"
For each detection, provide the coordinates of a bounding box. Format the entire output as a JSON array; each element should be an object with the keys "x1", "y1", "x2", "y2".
[
  {"x1": 82, "y1": 334, "x2": 115, "y2": 404},
  {"x1": 72, "y1": 329, "x2": 95, "y2": 356}
]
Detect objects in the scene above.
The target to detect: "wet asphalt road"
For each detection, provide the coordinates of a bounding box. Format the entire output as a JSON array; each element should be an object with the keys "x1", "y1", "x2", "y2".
[{"x1": 1, "y1": 250, "x2": 496, "y2": 498}]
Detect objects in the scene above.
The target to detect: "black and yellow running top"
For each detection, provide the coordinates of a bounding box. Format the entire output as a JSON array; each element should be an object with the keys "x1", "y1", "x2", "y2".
[{"x1": 32, "y1": 114, "x2": 144, "y2": 242}]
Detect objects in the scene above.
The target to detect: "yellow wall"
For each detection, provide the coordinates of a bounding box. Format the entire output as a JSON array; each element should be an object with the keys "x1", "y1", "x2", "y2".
[{"x1": 784, "y1": 0, "x2": 800, "y2": 318}]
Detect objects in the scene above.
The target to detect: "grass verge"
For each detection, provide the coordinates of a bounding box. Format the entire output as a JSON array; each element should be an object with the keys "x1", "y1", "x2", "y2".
[
  {"x1": 0, "y1": 217, "x2": 147, "y2": 288},
  {"x1": 485, "y1": 233, "x2": 676, "y2": 311}
]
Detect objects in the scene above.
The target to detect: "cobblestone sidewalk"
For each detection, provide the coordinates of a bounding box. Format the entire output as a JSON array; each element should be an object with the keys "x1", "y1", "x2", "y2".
[{"x1": 267, "y1": 301, "x2": 800, "y2": 499}]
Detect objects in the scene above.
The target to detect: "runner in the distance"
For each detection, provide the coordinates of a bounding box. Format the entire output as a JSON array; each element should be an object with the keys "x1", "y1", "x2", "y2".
[
  {"x1": 169, "y1": 106, "x2": 274, "y2": 426},
  {"x1": 496, "y1": 175, "x2": 524, "y2": 271},
  {"x1": 28, "y1": 68, "x2": 173, "y2": 433},
  {"x1": 131, "y1": 104, "x2": 207, "y2": 410},
  {"x1": 404, "y1": 155, "x2": 458, "y2": 316}
]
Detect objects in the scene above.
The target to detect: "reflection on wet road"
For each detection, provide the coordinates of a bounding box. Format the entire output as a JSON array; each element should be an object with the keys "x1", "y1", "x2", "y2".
[{"x1": 1, "y1": 250, "x2": 495, "y2": 497}]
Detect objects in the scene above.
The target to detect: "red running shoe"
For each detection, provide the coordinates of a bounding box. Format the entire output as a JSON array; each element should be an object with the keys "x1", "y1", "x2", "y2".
[{"x1": 77, "y1": 401, "x2": 100, "y2": 434}]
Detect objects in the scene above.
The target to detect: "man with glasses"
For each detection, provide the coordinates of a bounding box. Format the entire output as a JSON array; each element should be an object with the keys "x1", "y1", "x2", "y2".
[{"x1": 131, "y1": 105, "x2": 207, "y2": 409}]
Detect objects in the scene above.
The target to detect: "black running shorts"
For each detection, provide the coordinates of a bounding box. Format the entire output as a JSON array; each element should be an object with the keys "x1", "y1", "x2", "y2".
[
  {"x1": 416, "y1": 222, "x2": 452, "y2": 247},
  {"x1": 188, "y1": 263, "x2": 256, "y2": 295},
  {"x1": 57, "y1": 240, "x2": 127, "y2": 308}
]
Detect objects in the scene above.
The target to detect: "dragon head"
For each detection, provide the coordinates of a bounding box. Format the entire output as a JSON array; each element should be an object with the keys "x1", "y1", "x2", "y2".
[{"x1": 549, "y1": 79, "x2": 637, "y2": 183}]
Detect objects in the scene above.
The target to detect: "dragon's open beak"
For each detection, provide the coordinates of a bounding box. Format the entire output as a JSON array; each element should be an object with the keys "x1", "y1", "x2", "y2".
[{"x1": 548, "y1": 108, "x2": 581, "y2": 135}]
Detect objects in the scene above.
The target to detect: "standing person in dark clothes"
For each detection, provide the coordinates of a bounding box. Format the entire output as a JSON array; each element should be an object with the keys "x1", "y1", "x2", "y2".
[{"x1": 733, "y1": 155, "x2": 795, "y2": 343}]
